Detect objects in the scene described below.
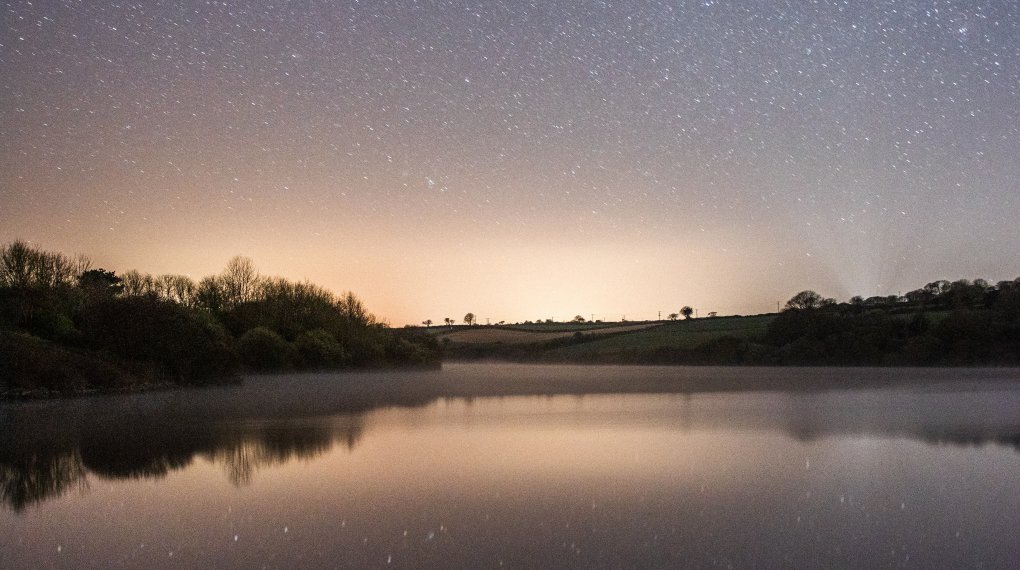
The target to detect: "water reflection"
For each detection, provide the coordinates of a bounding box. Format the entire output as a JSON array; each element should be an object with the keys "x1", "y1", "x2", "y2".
[
  {"x1": 2, "y1": 364, "x2": 1020, "y2": 513},
  {"x1": 0, "y1": 411, "x2": 365, "y2": 511},
  {"x1": 0, "y1": 449, "x2": 88, "y2": 513}
]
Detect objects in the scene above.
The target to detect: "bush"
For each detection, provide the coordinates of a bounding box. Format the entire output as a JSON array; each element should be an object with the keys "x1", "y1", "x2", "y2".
[
  {"x1": 0, "y1": 331, "x2": 133, "y2": 393},
  {"x1": 295, "y1": 329, "x2": 348, "y2": 368},
  {"x1": 384, "y1": 332, "x2": 442, "y2": 367},
  {"x1": 237, "y1": 327, "x2": 295, "y2": 371},
  {"x1": 0, "y1": 287, "x2": 77, "y2": 341},
  {"x1": 80, "y1": 297, "x2": 238, "y2": 383}
]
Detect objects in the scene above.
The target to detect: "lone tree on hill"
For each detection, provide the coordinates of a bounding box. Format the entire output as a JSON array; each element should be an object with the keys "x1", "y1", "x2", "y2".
[
  {"x1": 422, "y1": 319, "x2": 432, "y2": 328},
  {"x1": 784, "y1": 290, "x2": 824, "y2": 310},
  {"x1": 680, "y1": 306, "x2": 694, "y2": 319},
  {"x1": 464, "y1": 312, "x2": 475, "y2": 326},
  {"x1": 668, "y1": 312, "x2": 679, "y2": 321}
]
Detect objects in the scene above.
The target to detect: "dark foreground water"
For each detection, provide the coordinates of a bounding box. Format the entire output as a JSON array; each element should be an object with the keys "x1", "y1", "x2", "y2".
[{"x1": 2, "y1": 364, "x2": 1020, "y2": 569}]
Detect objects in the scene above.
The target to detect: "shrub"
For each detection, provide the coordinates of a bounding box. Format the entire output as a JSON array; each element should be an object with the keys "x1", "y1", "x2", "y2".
[
  {"x1": 80, "y1": 297, "x2": 238, "y2": 383},
  {"x1": 237, "y1": 327, "x2": 295, "y2": 371},
  {"x1": 0, "y1": 331, "x2": 133, "y2": 393},
  {"x1": 295, "y1": 329, "x2": 348, "y2": 368}
]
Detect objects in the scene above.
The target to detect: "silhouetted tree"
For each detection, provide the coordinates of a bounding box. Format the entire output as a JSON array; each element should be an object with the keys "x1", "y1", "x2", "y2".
[
  {"x1": 572, "y1": 315, "x2": 585, "y2": 323},
  {"x1": 0, "y1": 240, "x2": 90, "y2": 289},
  {"x1": 924, "y1": 280, "x2": 952, "y2": 305},
  {"x1": 668, "y1": 313, "x2": 679, "y2": 321},
  {"x1": 196, "y1": 275, "x2": 227, "y2": 312},
  {"x1": 945, "y1": 279, "x2": 987, "y2": 309},
  {"x1": 221, "y1": 256, "x2": 260, "y2": 308},
  {"x1": 155, "y1": 274, "x2": 196, "y2": 306},
  {"x1": 78, "y1": 269, "x2": 123, "y2": 300},
  {"x1": 338, "y1": 291, "x2": 373, "y2": 326},
  {"x1": 784, "y1": 290, "x2": 823, "y2": 311},
  {"x1": 904, "y1": 288, "x2": 931, "y2": 306},
  {"x1": 0, "y1": 240, "x2": 36, "y2": 288},
  {"x1": 464, "y1": 312, "x2": 475, "y2": 326},
  {"x1": 422, "y1": 319, "x2": 433, "y2": 327},
  {"x1": 680, "y1": 306, "x2": 694, "y2": 319}
]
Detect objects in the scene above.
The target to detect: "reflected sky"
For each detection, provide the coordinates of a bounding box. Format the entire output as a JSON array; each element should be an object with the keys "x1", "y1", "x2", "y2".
[{"x1": 3, "y1": 365, "x2": 1020, "y2": 568}]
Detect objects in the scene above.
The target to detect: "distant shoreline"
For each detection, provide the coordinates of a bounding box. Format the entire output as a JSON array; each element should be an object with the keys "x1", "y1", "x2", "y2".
[{"x1": 5, "y1": 362, "x2": 1020, "y2": 404}]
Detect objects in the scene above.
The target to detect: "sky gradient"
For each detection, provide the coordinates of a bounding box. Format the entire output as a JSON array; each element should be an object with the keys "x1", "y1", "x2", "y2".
[{"x1": 2, "y1": 0, "x2": 1018, "y2": 325}]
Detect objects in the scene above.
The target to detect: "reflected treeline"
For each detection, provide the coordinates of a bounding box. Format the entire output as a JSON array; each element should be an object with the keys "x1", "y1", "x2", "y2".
[
  {"x1": 921, "y1": 432, "x2": 1020, "y2": 451},
  {"x1": 5, "y1": 366, "x2": 1020, "y2": 512},
  {"x1": 0, "y1": 383, "x2": 388, "y2": 511},
  {"x1": 0, "y1": 450, "x2": 88, "y2": 513},
  {"x1": 727, "y1": 387, "x2": 1020, "y2": 455},
  {"x1": 203, "y1": 418, "x2": 362, "y2": 486},
  {"x1": 0, "y1": 415, "x2": 364, "y2": 511},
  {"x1": 784, "y1": 424, "x2": 1020, "y2": 452}
]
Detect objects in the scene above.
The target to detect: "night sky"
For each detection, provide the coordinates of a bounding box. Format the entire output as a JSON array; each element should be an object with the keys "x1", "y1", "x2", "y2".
[{"x1": 2, "y1": 1, "x2": 1018, "y2": 325}]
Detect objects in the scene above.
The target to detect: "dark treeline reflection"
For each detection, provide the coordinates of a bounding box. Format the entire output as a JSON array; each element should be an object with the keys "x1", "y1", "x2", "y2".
[
  {"x1": 0, "y1": 382, "x2": 382, "y2": 511},
  {"x1": 4, "y1": 366, "x2": 1020, "y2": 512},
  {"x1": 0, "y1": 413, "x2": 364, "y2": 511}
]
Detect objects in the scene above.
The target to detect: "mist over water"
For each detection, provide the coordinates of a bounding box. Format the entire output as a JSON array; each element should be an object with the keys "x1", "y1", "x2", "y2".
[{"x1": 3, "y1": 364, "x2": 1020, "y2": 568}]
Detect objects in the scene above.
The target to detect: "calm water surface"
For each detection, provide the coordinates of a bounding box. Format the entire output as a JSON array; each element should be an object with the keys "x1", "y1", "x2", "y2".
[{"x1": 2, "y1": 364, "x2": 1020, "y2": 568}]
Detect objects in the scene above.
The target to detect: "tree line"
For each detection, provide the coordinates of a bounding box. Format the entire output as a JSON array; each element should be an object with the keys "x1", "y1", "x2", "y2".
[
  {"x1": 647, "y1": 279, "x2": 1018, "y2": 366},
  {"x1": 1, "y1": 240, "x2": 441, "y2": 395},
  {"x1": 444, "y1": 278, "x2": 1020, "y2": 366},
  {"x1": 761, "y1": 279, "x2": 1020, "y2": 365}
]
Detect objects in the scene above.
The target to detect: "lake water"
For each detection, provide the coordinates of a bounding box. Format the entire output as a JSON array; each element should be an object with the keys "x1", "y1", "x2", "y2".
[{"x1": 3, "y1": 363, "x2": 1020, "y2": 568}]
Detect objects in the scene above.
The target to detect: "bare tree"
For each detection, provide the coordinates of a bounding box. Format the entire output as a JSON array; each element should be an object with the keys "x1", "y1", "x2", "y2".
[
  {"x1": 221, "y1": 256, "x2": 260, "y2": 306},
  {"x1": 339, "y1": 291, "x2": 373, "y2": 326},
  {"x1": 156, "y1": 274, "x2": 197, "y2": 306},
  {"x1": 0, "y1": 240, "x2": 90, "y2": 288},
  {"x1": 120, "y1": 270, "x2": 157, "y2": 297},
  {"x1": 196, "y1": 275, "x2": 227, "y2": 311}
]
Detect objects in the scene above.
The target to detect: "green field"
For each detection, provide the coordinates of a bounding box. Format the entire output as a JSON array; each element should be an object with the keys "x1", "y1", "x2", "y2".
[
  {"x1": 435, "y1": 314, "x2": 777, "y2": 362},
  {"x1": 428, "y1": 302, "x2": 1016, "y2": 366},
  {"x1": 501, "y1": 322, "x2": 627, "y2": 332},
  {"x1": 544, "y1": 315, "x2": 775, "y2": 358}
]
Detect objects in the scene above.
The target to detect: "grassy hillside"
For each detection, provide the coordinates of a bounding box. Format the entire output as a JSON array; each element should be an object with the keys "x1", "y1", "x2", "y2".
[
  {"x1": 437, "y1": 301, "x2": 1018, "y2": 366},
  {"x1": 437, "y1": 323, "x2": 659, "y2": 345},
  {"x1": 437, "y1": 315, "x2": 776, "y2": 362},
  {"x1": 544, "y1": 315, "x2": 774, "y2": 359}
]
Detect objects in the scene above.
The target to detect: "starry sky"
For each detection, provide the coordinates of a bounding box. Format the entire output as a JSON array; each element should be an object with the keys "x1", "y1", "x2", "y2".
[{"x1": 2, "y1": 1, "x2": 1018, "y2": 325}]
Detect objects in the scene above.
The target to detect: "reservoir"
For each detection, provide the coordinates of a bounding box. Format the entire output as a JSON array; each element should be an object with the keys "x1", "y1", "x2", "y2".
[{"x1": 3, "y1": 364, "x2": 1020, "y2": 568}]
